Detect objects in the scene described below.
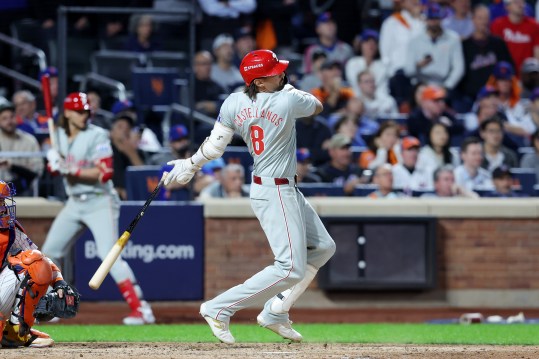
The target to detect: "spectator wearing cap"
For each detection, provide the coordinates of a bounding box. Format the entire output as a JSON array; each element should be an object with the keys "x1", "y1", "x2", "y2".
[
  {"x1": 109, "y1": 114, "x2": 146, "y2": 200},
  {"x1": 486, "y1": 61, "x2": 536, "y2": 141},
  {"x1": 463, "y1": 85, "x2": 502, "y2": 132},
  {"x1": 232, "y1": 27, "x2": 256, "y2": 67},
  {"x1": 125, "y1": 14, "x2": 162, "y2": 52},
  {"x1": 420, "y1": 165, "x2": 478, "y2": 198},
  {"x1": 520, "y1": 58, "x2": 539, "y2": 99},
  {"x1": 355, "y1": 71, "x2": 398, "y2": 119},
  {"x1": 315, "y1": 133, "x2": 364, "y2": 195},
  {"x1": 485, "y1": 165, "x2": 528, "y2": 197},
  {"x1": 368, "y1": 164, "x2": 403, "y2": 199},
  {"x1": 296, "y1": 148, "x2": 322, "y2": 183},
  {"x1": 330, "y1": 97, "x2": 379, "y2": 147},
  {"x1": 491, "y1": 0, "x2": 539, "y2": 76},
  {"x1": 310, "y1": 60, "x2": 355, "y2": 120},
  {"x1": 404, "y1": 3, "x2": 465, "y2": 92},
  {"x1": 359, "y1": 120, "x2": 402, "y2": 170},
  {"x1": 442, "y1": 0, "x2": 474, "y2": 39},
  {"x1": 210, "y1": 33, "x2": 244, "y2": 92},
  {"x1": 407, "y1": 85, "x2": 463, "y2": 144},
  {"x1": 417, "y1": 123, "x2": 460, "y2": 180},
  {"x1": 345, "y1": 29, "x2": 389, "y2": 97},
  {"x1": 198, "y1": 163, "x2": 248, "y2": 199},
  {"x1": 302, "y1": 12, "x2": 354, "y2": 75},
  {"x1": 454, "y1": 137, "x2": 494, "y2": 191},
  {"x1": 456, "y1": 5, "x2": 514, "y2": 113},
  {"x1": 0, "y1": 101, "x2": 44, "y2": 196},
  {"x1": 295, "y1": 113, "x2": 332, "y2": 166},
  {"x1": 392, "y1": 136, "x2": 433, "y2": 192},
  {"x1": 149, "y1": 124, "x2": 191, "y2": 165},
  {"x1": 479, "y1": 117, "x2": 518, "y2": 172},
  {"x1": 298, "y1": 50, "x2": 327, "y2": 92},
  {"x1": 520, "y1": 129, "x2": 539, "y2": 183}
]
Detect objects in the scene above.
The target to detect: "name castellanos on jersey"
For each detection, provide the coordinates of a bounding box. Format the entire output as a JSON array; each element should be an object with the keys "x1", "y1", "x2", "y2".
[
  {"x1": 84, "y1": 241, "x2": 195, "y2": 263},
  {"x1": 234, "y1": 107, "x2": 284, "y2": 127}
]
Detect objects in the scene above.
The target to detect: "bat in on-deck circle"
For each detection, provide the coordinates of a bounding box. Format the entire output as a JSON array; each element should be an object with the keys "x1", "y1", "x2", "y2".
[{"x1": 88, "y1": 172, "x2": 168, "y2": 290}]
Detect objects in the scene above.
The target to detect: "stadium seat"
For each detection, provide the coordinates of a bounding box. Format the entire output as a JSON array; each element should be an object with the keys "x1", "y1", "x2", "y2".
[
  {"x1": 534, "y1": 184, "x2": 539, "y2": 197},
  {"x1": 91, "y1": 50, "x2": 147, "y2": 90},
  {"x1": 510, "y1": 168, "x2": 537, "y2": 196},
  {"x1": 353, "y1": 184, "x2": 378, "y2": 197},
  {"x1": 298, "y1": 183, "x2": 346, "y2": 197},
  {"x1": 222, "y1": 147, "x2": 254, "y2": 184},
  {"x1": 147, "y1": 51, "x2": 189, "y2": 74},
  {"x1": 132, "y1": 67, "x2": 180, "y2": 112},
  {"x1": 125, "y1": 165, "x2": 162, "y2": 201}
]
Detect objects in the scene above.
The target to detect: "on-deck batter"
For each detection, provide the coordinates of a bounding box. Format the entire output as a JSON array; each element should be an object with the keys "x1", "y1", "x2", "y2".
[
  {"x1": 165, "y1": 50, "x2": 336, "y2": 343},
  {"x1": 41, "y1": 92, "x2": 154, "y2": 325}
]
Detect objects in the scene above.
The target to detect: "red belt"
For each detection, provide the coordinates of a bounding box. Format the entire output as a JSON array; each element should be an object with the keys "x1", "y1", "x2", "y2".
[{"x1": 253, "y1": 175, "x2": 297, "y2": 185}]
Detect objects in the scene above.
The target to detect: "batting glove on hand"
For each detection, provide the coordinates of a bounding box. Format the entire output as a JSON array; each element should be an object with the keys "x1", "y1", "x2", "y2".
[
  {"x1": 46, "y1": 149, "x2": 64, "y2": 173},
  {"x1": 165, "y1": 159, "x2": 201, "y2": 185}
]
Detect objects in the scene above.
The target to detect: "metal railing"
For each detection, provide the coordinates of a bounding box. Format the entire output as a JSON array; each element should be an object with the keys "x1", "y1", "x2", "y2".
[
  {"x1": 160, "y1": 103, "x2": 216, "y2": 148},
  {"x1": 78, "y1": 72, "x2": 128, "y2": 101}
]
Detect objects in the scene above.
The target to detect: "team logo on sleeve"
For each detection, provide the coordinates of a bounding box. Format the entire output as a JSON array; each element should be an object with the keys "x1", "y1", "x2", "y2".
[{"x1": 95, "y1": 142, "x2": 113, "y2": 158}]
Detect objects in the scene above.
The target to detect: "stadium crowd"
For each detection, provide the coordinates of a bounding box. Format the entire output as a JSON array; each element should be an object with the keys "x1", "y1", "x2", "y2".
[{"x1": 0, "y1": 0, "x2": 538, "y2": 200}]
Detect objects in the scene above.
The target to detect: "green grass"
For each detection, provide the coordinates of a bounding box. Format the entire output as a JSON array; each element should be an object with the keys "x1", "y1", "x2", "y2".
[{"x1": 34, "y1": 324, "x2": 539, "y2": 345}]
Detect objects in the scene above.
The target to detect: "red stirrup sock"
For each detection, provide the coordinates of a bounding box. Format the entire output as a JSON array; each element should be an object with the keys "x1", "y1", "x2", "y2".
[{"x1": 118, "y1": 279, "x2": 142, "y2": 311}]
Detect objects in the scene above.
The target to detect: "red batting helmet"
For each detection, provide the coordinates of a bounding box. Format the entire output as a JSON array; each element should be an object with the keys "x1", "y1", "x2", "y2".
[
  {"x1": 0, "y1": 181, "x2": 16, "y2": 229},
  {"x1": 64, "y1": 92, "x2": 91, "y2": 111},
  {"x1": 239, "y1": 50, "x2": 289, "y2": 86}
]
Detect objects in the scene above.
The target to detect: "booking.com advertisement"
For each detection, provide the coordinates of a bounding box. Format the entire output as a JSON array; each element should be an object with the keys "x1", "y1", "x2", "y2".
[{"x1": 75, "y1": 203, "x2": 204, "y2": 301}]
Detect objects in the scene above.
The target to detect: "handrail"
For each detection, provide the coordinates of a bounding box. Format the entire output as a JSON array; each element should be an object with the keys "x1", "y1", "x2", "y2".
[
  {"x1": 79, "y1": 72, "x2": 128, "y2": 101},
  {"x1": 160, "y1": 103, "x2": 216, "y2": 147},
  {"x1": 60, "y1": 6, "x2": 193, "y2": 15},
  {"x1": 0, "y1": 64, "x2": 42, "y2": 90},
  {"x1": 0, "y1": 32, "x2": 47, "y2": 71}
]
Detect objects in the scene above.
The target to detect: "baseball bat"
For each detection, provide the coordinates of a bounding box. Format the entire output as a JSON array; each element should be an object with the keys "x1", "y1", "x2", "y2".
[
  {"x1": 88, "y1": 172, "x2": 168, "y2": 290},
  {"x1": 41, "y1": 74, "x2": 58, "y2": 151}
]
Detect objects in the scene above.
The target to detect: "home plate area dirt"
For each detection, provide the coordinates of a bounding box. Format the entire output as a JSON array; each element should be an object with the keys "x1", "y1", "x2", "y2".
[{"x1": 1, "y1": 343, "x2": 538, "y2": 359}]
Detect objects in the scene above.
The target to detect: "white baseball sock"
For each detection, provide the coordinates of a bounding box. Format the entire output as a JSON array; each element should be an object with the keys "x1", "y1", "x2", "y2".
[{"x1": 270, "y1": 264, "x2": 317, "y2": 314}]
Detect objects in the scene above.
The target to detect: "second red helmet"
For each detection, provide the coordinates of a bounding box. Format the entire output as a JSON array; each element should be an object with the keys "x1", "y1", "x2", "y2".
[
  {"x1": 64, "y1": 92, "x2": 91, "y2": 111},
  {"x1": 239, "y1": 50, "x2": 289, "y2": 86}
]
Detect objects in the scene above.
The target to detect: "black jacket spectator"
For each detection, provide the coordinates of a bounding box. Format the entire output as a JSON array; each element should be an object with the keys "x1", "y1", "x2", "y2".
[{"x1": 296, "y1": 116, "x2": 332, "y2": 166}]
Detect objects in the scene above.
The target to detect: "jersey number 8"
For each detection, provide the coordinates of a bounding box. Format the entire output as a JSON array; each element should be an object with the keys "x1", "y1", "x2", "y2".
[{"x1": 250, "y1": 125, "x2": 265, "y2": 155}]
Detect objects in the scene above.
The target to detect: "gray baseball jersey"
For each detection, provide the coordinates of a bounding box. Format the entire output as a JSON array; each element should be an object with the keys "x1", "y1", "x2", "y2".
[{"x1": 218, "y1": 87, "x2": 317, "y2": 178}]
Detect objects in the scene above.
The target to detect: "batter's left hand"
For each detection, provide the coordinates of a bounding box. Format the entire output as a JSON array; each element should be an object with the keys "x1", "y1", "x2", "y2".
[{"x1": 165, "y1": 159, "x2": 201, "y2": 185}]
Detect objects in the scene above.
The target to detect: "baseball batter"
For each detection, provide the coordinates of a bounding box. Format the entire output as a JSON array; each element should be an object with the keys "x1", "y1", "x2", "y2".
[
  {"x1": 0, "y1": 181, "x2": 63, "y2": 347},
  {"x1": 165, "y1": 50, "x2": 336, "y2": 343},
  {"x1": 41, "y1": 92, "x2": 154, "y2": 325}
]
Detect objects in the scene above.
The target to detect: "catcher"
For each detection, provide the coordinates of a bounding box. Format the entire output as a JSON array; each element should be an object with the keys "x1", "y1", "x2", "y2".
[{"x1": 0, "y1": 181, "x2": 79, "y2": 348}]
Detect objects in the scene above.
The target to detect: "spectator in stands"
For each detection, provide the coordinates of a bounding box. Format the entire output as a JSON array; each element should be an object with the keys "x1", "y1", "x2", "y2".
[
  {"x1": 442, "y1": 0, "x2": 474, "y2": 39},
  {"x1": 125, "y1": 14, "x2": 162, "y2": 52},
  {"x1": 490, "y1": 0, "x2": 539, "y2": 77},
  {"x1": 404, "y1": 3, "x2": 465, "y2": 93},
  {"x1": 392, "y1": 136, "x2": 433, "y2": 192},
  {"x1": 420, "y1": 165, "x2": 478, "y2": 198},
  {"x1": 296, "y1": 148, "x2": 322, "y2": 183},
  {"x1": 315, "y1": 134, "x2": 364, "y2": 195},
  {"x1": 520, "y1": 58, "x2": 539, "y2": 99},
  {"x1": 198, "y1": 163, "x2": 248, "y2": 199},
  {"x1": 12, "y1": 90, "x2": 48, "y2": 136},
  {"x1": 149, "y1": 124, "x2": 190, "y2": 165},
  {"x1": 457, "y1": 4, "x2": 514, "y2": 113},
  {"x1": 479, "y1": 117, "x2": 519, "y2": 172},
  {"x1": 417, "y1": 123, "x2": 460, "y2": 178},
  {"x1": 298, "y1": 50, "x2": 326, "y2": 92},
  {"x1": 194, "y1": 50, "x2": 226, "y2": 117},
  {"x1": 368, "y1": 164, "x2": 402, "y2": 199},
  {"x1": 345, "y1": 29, "x2": 389, "y2": 97},
  {"x1": 311, "y1": 60, "x2": 355, "y2": 119},
  {"x1": 355, "y1": 71, "x2": 398, "y2": 119},
  {"x1": 486, "y1": 165, "x2": 527, "y2": 197},
  {"x1": 454, "y1": 137, "x2": 494, "y2": 191},
  {"x1": 296, "y1": 114, "x2": 332, "y2": 166},
  {"x1": 87, "y1": 90, "x2": 112, "y2": 130},
  {"x1": 0, "y1": 102, "x2": 43, "y2": 196},
  {"x1": 407, "y1": 85, "x2": 464, "y2": 144},
  {"x1": 255, "y1": 0, "x2": 299, "y2": 53},
  {"x1": 525, "y1": 88, "x2": 539, "y2": 131},
  {"x1": 330, "y1": 98, "x2": 379, "y2": 147},
  {"x1": 519, "y1": 129, "x2": 539, "y2": 183},
  {"x1": 232, "y1": 26, "x2": 256, "y2": 67},
  {"x1": 380, "y1": 0, "x2": 424, "y2": 108},
  {"x1": 210, "y1": 34, "x2": 244, "y2": 92},
  {"x1": 109, "y1": 114, "x2": 146, "y2": 200},
  {"x1": 359, "y1": 120, "x2": 401, "y2": 170},
  {"x1": 463, "y1": 86, "x2": 503, "y2": 132},
  {"x1": 302, "y1": 12, "x2": 354, "y2": 74}
]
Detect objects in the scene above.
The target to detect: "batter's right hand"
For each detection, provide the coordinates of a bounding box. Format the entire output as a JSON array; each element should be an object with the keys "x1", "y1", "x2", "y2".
[{"x1": 164, "y1": 158, "x2": 201, "y2": 185}]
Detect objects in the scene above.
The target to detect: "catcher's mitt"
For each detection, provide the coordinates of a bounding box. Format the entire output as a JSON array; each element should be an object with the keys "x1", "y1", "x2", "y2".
[{"x1": 33, "y1": 285, "x2": 80, "y2": 322}]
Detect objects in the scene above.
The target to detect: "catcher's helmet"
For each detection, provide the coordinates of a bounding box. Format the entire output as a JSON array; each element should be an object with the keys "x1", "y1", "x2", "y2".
[
  {"x1": 239, "y1": 50, "x2": 289, "y2": 86},
  {"x1": 64, "y1": 92, "x2": 90, "y2": 111},
  {"x1": 0, "y1": 181, "x2": 16, "y2": 229}
]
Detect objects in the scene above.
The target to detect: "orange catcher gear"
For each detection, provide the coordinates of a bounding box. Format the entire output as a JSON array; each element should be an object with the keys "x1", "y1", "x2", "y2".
[
  {"x1": 0, "y1": 181, "x2": 16, "y2": 229},
  {"x1": 64, "y1": 92, "x2": 90, "y2": 111},
  {"x1": 239, "y1": 50, "x2": 289, "y2": 86}
]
